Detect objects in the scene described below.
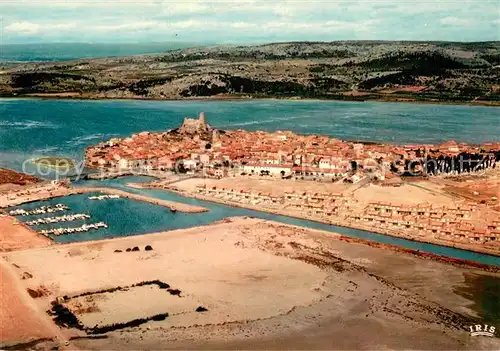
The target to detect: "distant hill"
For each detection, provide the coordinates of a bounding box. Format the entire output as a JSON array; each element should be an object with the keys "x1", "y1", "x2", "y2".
[{"x1": 0, "y1": 41, "x2": 499, "y2": 105}]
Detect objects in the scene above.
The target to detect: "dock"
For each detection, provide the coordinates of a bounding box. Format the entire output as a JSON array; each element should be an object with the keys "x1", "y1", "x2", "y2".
[
  {"x1": 40, "y1": 222, "x2": 108, "y2": 236},
  {"x1": 26, "y1": 213, "x2": 91, "y2": 226},
  {"x1": 76, "y1": 187, "x2": 208, "y2": 213},
  {"x1": 2, "y1": 186, "x2": 208, "y2": 214},
  {"x1": 9, "y1": 204, "x2": 70, "y2": 216}
]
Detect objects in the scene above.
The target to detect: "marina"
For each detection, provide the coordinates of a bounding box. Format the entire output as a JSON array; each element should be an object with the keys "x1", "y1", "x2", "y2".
[
  {"x1": 25, "y1": 213, "x2": 90, "y2": 226},
  {"x1": 5, "y1": 177, "x2": 494, "y2": 266},
  {"x1": 1, "y1": 100, "x2": 499, "y2": 350},
  {"x1": 40, "y1": 222, "x2": 108, "y2": 236}
]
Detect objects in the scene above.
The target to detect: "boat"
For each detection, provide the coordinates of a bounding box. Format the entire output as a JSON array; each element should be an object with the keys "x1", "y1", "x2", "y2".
[
  {"x1": 88, "y1": 194, "x2": 121, "y2": 201},
  {"x1": 9, "y1": 204, "x2": 70, "y2": 216},
  {"x1": 39, "y1": 221, "x2": 108, "y2": 236}
]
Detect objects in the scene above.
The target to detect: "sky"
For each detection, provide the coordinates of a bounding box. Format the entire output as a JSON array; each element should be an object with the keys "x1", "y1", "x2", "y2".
[{"x1": 0, "y1": 0, "x2": 499, "y2": 44}]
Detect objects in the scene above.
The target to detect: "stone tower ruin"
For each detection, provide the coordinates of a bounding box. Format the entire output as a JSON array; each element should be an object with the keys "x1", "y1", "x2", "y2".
[{"x1": 199, "y1": 112, "x2": 207, "y2": 127}]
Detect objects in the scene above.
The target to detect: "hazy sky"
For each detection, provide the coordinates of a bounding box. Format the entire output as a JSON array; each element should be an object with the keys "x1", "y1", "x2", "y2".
[{"x1": 1, "y1": 0, "x2": 499, "y2": 44}]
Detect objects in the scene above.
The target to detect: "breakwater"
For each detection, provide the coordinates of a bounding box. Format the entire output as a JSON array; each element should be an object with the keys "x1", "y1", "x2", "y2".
[
  {"x1": 5, "y1": 187, "x2": 208, "y2": 214},
  {"x1": 77, "y1": 188, "x2": 208, "y2": 213}
]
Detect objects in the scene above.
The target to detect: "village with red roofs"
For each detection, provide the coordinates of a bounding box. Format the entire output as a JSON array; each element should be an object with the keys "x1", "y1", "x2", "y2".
[{"x1": 84, "y1": 113, "x2": 500, "y2": 255}]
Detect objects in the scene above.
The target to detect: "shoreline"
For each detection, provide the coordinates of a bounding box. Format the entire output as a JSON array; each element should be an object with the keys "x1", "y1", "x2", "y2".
[
  {"x1": 10, "y1": 214, "x2": 500, "y2": 271},
  {"x1": 150, "y1": 184, "x2": 500, "y2": 260},
  {"x1": 4, "y1": 216, "x2": 499, "y2": 350},
  {"x1": 1, "y1": 94, "x2": 499, "y2": 108},
  {"x1": 5, "y1": 181, "x2": 498, "y2": 266},
  {"x1": 0, "y1": 214, "x2": 53, "y2": 252}
]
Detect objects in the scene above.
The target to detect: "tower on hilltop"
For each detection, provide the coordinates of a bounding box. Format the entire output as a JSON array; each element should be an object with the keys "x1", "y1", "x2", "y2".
[
  {"x1": 199, "y1": 112, "x2": 207, "y2": 127},
  {"x1": 177, "y1": 111, "x2": 210, "y2": 137}
]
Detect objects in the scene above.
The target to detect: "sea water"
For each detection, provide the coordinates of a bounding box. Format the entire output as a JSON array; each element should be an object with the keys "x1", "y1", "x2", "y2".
[
  {"x1": 6, "y1": 175, "x2": 499, "y2": 266},
  {"x1": 2, "y1": 98, "x2": 500, "y2": 265},
  {"x1": 0, "y1": 99, "x2": 499, "y2": 172}
]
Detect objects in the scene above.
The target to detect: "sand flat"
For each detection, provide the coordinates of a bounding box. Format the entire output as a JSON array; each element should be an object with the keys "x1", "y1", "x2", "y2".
[
  {"x1": 7, "y1": 219, "x2": 328, "y2": 328},
  {"x1": 0, "y1": 259, "x2": 55, "y2": 345},
  {"x1": 0, "y1": 216, "x2": 52, "y2": 252},
  {"x1": 351, "y1": 182, "x2": 456, "y2": 205},
  {"x1": 4, "y1": 218, "x2": 500, "y2": 350},
  {"x1": 165, "y1": 177, "x2": 349, "y2": 196},
  {"x1": 67, "y1": 285, "x2": 200, "y2": 328}
]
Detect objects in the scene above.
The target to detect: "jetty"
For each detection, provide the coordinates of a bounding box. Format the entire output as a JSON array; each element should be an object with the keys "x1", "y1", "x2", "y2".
[
  {"x1": 25, "y1": 213, "x2": 90, "y2": 226},
  {"x1": 77, "y1": 187, "x2": 208, "y2": 213},
  {"x1": 9, "y1": 204, "x2": 69, "y2": 216},
  {"x1": 40, "y1": 222, "x2": 108, "y2": 236},
  {"x1": 2, "y1": 185, "x2": 208, "y2": 214}
]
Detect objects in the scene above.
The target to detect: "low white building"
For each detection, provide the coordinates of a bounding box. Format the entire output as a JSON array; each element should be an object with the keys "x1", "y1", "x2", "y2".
[
  {"x1": 242, "y1": 163, "x2": 293, "y2": 177},
  {"x1": 183, "y1": 160, "x2": 198, "y2": 169}
]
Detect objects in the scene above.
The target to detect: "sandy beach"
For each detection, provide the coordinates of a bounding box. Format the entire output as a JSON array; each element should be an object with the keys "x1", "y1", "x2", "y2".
[
  {"x1": 0, "y1": 216, "x2": 52, "y2": 252},
  {"x1": 3, "y1": 217, "x2": 499, "y2": 350},
  {"x1": 0, "y1": 258, "x2": 63, "y2": 349}
]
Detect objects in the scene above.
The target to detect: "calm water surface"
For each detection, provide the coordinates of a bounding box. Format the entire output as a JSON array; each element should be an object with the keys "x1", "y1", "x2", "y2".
[
  {"x1": 8, "y1": 176, "x2": 500, "y2": 266},
  {"x1": 454, "y1": 273, "x2": 500, "y2": 325},
  {"x1": 1, "y1": 99, "x2": 499, "y2": 172},
  {"x1": 2, "y1": 99, "x2": 500, "y2": 265},
  {"x1": 3, "y1": 98, "x2": 499, "y2": 325}
]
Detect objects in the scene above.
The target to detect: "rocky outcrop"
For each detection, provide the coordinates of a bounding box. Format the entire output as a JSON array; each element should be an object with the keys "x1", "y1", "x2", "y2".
[
  {"x1": 169, "y1": 112, "x2": 217, "y2": 142},
  {"x1": 179, "y1": 112, "x2": 209, "y2": 135}
]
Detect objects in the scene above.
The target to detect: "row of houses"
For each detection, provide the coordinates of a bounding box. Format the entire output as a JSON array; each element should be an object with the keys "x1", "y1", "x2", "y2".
[
  {"x1": 195, "y1": 185, "x2": 500, "y2": 247},
  {"x1": 348, "y1": 211, "x2": 500, "y2": 245},
  {"x1": 366, "y1": 201, "x2": 477, "y2": 220},
  {"x1": 196, "y1": 186, "x2": 283, "y2": 206}
]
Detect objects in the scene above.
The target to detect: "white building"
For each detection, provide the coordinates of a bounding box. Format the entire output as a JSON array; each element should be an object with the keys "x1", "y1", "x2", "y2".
[{"x1": 242, "y1": 163, "x2": 293, "y2": 177}]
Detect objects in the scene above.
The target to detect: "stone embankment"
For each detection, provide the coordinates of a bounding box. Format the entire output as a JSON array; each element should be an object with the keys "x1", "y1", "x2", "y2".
[{"x1": 78, "y1": 187, "x2": 208, "y2": 213}]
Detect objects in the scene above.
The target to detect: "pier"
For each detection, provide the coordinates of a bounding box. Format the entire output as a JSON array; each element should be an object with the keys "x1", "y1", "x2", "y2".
[
  {"x1": 77, "y1": 187, "x2": 208, "y2": 213},
  {"x1": 3, "y1": 185, "x2": 208, "y2": 214},
  {"x1": 40, "y1": 222, "x2": 108, "y2": 236},
  {"x1": 9, "y1": 204, "x2": 70, "y2": 216},
  {"x1": 26, "y1": 213, "x2": 91, "y2": 226}
]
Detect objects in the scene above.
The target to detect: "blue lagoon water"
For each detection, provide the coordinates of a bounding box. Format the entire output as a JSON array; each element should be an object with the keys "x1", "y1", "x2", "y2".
[
  {"x1": 0, "y1": 99, "x2": 499, "y2": 172},
  {"x1": 2, "y1": 99, "x2": 500, "y2": 265},
  {"x1": 6, "y1": 175, "x2": 498, "y2": 266},
  {"x1": 10, "y1": 192, "x2": 194, "y2": 243}
]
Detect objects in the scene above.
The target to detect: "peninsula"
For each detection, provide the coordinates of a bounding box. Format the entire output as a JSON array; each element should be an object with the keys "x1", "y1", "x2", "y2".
[
  {"x1": 2, "y1": 117, "x2": 500, "y2": 351},
  {"x1": 1, "y1": 41, "x2": 499, "y2": 105},
  {"x1": 85, "y1": 112, "x2": 500, "y2": 256}
]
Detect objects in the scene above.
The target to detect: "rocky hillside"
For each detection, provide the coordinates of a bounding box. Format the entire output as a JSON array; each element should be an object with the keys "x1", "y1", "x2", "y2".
[
  {"x1": 1, "y1": 41, "x2": 499, "y2": 104},
  {"x1": 0, "y1": 168, "x2": 40, "y2": 186}
]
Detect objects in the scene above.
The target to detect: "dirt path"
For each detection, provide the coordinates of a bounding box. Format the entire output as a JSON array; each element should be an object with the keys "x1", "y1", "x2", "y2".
[{"x1": 0, "y1": 258, "x2": 75, "y2": 349}]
